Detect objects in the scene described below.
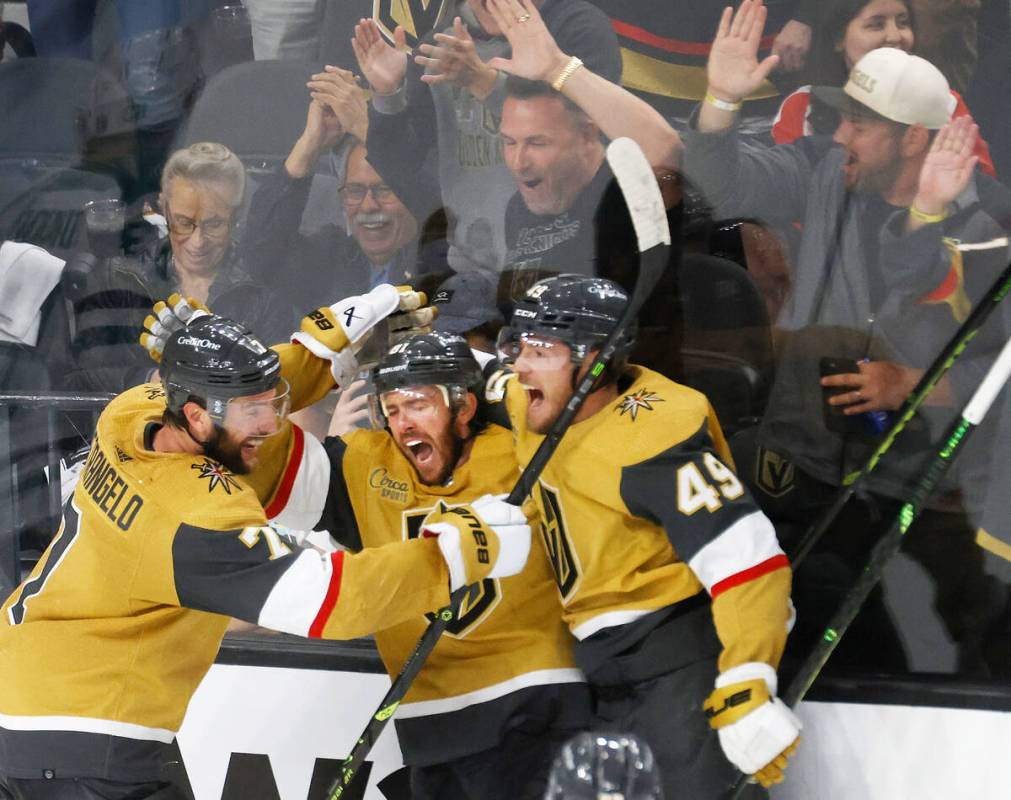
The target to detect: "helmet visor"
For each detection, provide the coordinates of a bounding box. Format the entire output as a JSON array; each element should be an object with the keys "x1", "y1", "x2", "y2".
[
  {"x1": 377, "y1": 385, "x2": 451, "y2": 426},
  {"x1": 219, "y1": 377, "x2": 291, "y2": 440},
  {"x1": 496, "y1": 328, "x2": 572, "y2": 371}
]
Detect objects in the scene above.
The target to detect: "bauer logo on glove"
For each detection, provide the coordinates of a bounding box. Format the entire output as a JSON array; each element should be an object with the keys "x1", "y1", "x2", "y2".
[
  {"x1": 292, "y1": 285, "x2": 437, "y2": 388},
  {"x1": 420, "y1": 494, "x2": 531, "y2": 591}
]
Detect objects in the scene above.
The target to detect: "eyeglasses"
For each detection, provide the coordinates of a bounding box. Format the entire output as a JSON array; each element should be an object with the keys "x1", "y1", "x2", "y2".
[
  {"x1": 165, "y1": 203, "x2": 232, "y2": 238},
  {"x1": 339, "y1": 183, "x2": 398, "y2": 205}
]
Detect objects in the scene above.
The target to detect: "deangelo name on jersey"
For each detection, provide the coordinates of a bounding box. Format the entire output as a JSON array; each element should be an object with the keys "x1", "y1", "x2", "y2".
[{"x1": 79, "y1": 444, "x2": 145, "y2": 531}]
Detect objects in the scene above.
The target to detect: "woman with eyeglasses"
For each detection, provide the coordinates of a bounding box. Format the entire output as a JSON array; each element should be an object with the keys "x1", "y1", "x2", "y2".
[{"x1": 61, "y1": 143, "x2": 296, "y2": 394}]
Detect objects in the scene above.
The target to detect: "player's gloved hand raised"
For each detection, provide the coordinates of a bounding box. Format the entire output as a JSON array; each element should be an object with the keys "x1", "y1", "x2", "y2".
[
  {"x1": 291, "y1": 285, "x2": 436, "y2": 387},
  {"x1": 703, "y1": 662, "x2": 801, "y2": 788},
  {"x1": 421, "y1": 494, "x2": 531, "y2": 591},
  {"x1": 139, "y1": 294, "x2": 211, "y2": 362}
]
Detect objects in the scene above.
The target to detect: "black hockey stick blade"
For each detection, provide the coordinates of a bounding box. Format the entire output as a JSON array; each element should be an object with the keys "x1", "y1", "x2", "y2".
[{"x1": 324, "y1": 137, "x2": 670, "y2": 800}]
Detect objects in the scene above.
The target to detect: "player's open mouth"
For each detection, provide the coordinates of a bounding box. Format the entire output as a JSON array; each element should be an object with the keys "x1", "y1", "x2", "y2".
[
  {"x1": 523, "y1": 385, "x2": 544, "y2": 408},
  {"x1": 406, "y1": 439, "x2": 434, "y2": 463}
]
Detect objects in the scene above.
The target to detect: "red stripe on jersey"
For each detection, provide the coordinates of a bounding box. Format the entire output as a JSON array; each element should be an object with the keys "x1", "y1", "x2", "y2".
[
  {"x1": 710, "y1": 554, "x2": 789, "y2": 599},
  {"x1": 264, "y1": 425, "x2": 305, "y2": 519},
  {"x1": 920, "y1": 263, "x2": 960, "y2": 304},
  {"x1": 611, "y1": 19, "x2": 775, "y2": 57},
  {"x1": 309, "y1": 551, "x2": 345, "y2": 638}
]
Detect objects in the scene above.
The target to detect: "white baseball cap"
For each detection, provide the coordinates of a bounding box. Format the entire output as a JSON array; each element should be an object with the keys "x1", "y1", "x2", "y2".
[{"x1": 812, "y1": 48, "x2": 956, "y2": 129}]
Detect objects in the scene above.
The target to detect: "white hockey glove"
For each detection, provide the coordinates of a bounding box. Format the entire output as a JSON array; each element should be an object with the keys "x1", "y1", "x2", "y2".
[
  {"x1": 139, "y1": 293, "x2": 211, "y2": 362},
  {"x1": 421, "y1": 494, "x2": 531, "y2": 592},
  {"x1": 703, "y1": 662, "x2": 802, "y2": 788},
  {"x1": 291, "y1": 285, "x2": 435, "y2": 387}
]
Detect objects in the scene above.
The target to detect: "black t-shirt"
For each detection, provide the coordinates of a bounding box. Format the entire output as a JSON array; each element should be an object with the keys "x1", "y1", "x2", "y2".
[{"x1": 501, "y1": 162, "x2": 612, "y2": 300}]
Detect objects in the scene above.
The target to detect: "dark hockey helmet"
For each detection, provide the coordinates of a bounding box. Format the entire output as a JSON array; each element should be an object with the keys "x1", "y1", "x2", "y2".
[
  {"x1": 499, "y1": 274, "x2": 635, "y2": 366},
  {"x1": 159, "y1": 315, "x2": 284, "y2": 421},
  {"x1": 544, "y1": 732, "x2": 663, "y2": 800},
  {"x1": 370, "y1": 332, "x2": 483, "y2": 426},
  {"x1": 372, "y1": 331, "x2": 483, "y2": 395}
]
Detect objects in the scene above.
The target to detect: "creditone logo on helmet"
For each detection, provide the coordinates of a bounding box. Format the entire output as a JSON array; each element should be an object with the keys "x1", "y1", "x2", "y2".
[
  {"x1": 176, "y1": 336, "x2": 222, "y2": 351},
  {"x1": 373, "y1": 0, "x2": 453, "y2": 51}
]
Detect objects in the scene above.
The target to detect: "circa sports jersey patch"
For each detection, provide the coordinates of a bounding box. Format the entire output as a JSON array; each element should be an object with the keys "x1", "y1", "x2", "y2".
[
  {"x1": 368, "y1": 467, "x2": 412, "y2": 505},
  {"x1": 144, "y1": 386, "x2": 166, "y2": 400},
  {"x1": 192, "y1": 458, "x2": 241, "y2": 494},
  {"x1": 616, "y1": 389, "x2": 664, "y2": 421}
]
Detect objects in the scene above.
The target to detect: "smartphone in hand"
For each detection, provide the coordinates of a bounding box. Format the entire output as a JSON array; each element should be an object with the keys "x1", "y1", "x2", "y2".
[{"x1": 819, "y1": 356, "x2": 867, "y2": 435}]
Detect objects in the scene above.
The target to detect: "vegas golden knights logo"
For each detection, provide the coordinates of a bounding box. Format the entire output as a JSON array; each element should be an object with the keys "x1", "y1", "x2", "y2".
[
  {"x1": 756, "y1": 446, "x2": 795, "y2": 498},
  {"x1": 539, "y1": 482, "x2": 580, "y2": 602},
  {"x1": 405, "y1": 509, "x2": 500, "y2": 637},
  {"x1": 373, "y1": 0, "x2": 453, "y2": 52}
]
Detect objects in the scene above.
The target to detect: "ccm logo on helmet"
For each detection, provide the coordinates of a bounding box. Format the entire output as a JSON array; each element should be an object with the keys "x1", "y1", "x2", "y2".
[
  {"x1": 177, "y1": 336, "x2": 222, "y2": 351},
  {"x1": 513, "y1": 308, "x2": 537, "y2": 318}
]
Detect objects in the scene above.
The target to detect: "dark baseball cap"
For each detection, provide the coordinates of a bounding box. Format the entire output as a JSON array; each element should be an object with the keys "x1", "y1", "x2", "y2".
[{"x1": 431, "y1": 270, "x2": 503, "y2": 335}]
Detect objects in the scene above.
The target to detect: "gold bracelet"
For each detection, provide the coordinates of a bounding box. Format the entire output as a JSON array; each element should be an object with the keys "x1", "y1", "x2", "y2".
[
  {"x1": 704, "y1": 91, "x2": 742, "y2": 112},
  {"x1": 550, "y1": 56, "x2": 584, "y2": 92},
  {"x1": 908, "y1": 204, "x2": 948, "y2": 224}
]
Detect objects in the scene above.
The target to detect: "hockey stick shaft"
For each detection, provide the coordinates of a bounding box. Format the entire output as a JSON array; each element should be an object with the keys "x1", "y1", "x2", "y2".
[
  {"x1": 784, "y1": 330, "x2": 1011, "y2": 708},
  {"x1": 790, "y1": 257, "x2": 1011, "y2": 569},
  {"x1": 730, "y1": 329, "x2": 1011, "y2": 799},
  {"x1": 325, "y1": 138, "x2": 670, "y2": 800}
]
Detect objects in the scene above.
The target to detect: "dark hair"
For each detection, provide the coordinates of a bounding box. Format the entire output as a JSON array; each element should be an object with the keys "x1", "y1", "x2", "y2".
[
  {"x1": 504, "y1": 75, "x2": 586, "y2": 118},
  {"x1": 807, "y1": 0, "x2": 916, "y2": 86}
]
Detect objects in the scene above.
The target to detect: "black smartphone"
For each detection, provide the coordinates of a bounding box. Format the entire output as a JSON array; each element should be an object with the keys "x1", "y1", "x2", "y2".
[{"x1": 819, "y1": 357, "x2": 866, "y2": 435}]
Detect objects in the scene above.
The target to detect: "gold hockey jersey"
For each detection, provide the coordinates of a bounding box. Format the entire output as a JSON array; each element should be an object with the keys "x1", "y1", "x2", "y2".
[
  {"x1": 0, "y1": 344, "x2": 452, "y2": 781},
  {"x1": 496, "y1": 365, "x2": 792, "y2": 673},
  {"x1": 251, "y1": 413, "x2": 589, "y2": 766}
]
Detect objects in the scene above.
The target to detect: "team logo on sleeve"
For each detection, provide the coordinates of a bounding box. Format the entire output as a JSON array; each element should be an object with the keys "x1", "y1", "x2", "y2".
[
  {"x1": 192, "y1": 458, "x2": 242, "y2": 494},
  {"x1": 373, "y1": 0, "x2": 453, "y2": 51},
  {"x1": 405, "y1": 509, "x2": 500, "y2": 637},
  {"x1": 616, "y1": 389, "x2": 663, "y2": 421}
]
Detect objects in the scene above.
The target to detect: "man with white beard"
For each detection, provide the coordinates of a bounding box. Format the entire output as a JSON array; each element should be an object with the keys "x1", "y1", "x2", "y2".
[{"x1": 242, "y1": 66, "x2": 444, "y2": 312}]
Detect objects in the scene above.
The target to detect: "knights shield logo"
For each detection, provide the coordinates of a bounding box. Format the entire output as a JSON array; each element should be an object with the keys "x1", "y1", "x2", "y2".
[
  {"x1": 373, "y1": 0, "x2": 454, "y2": 52},
  {"x1": 755, "y1": 446, "x2": 795, "y2": 498}
]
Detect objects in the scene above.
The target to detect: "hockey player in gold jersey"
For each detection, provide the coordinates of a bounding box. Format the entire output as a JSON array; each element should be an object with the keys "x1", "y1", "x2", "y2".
[
  {"x1": 491, "y1": 275, "x2": 800, "y2": 798},
  {"x1": 238, "y1": 331, "x2": 592, "y2": 800},
  {"x1": 0, "y1": 287, "x2": 531, "y2": 800}
]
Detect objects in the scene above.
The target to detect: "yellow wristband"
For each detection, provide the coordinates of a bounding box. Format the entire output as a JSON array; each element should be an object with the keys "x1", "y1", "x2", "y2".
[
  {"x1": 550, "y1": 56, "x2": 584, "y2": 92},
  {"x1": 908, "y1": 205, "x2": 949, "y2": 224},
  {"x1": 705, "y1": 91, "x2": 742, "y2": 112}
]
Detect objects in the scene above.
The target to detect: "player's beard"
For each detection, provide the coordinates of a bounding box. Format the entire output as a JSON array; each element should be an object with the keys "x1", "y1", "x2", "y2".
[{"x1": 202, "y1": 425, "x2": 252, "y2": 475}]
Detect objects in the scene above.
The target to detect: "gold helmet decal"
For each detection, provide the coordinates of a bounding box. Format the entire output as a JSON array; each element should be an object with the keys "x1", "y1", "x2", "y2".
[{"x1": 373, "y1": 0, "x2": 454, "y2": 52}]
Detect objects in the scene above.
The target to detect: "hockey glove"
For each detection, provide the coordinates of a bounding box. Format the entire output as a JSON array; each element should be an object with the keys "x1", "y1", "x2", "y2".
[
  {"x1": 421, "y1": 494, "x2": 531, "y2": 592},
  {"x1": 139, "y1": 294, "x2": 211, "y2": 362},
  {"x1": 703, "y1": 662, "x2": 802, "y2": 788},
  {"x1": 291, "y1": 285, "x2": 435, "y2": 386}
]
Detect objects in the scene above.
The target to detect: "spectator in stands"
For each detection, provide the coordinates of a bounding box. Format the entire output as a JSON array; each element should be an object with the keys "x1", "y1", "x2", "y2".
[
  {"x1": 499, "y1": 77, "x2": 609, "y2": 293},
  {"x1": 772, "y1": 0, "x2": 995, "y2": 177},
  {"x1": 241, "y1": 66, "x2": 446, "y2": 314},
  {"x1": 351, "y1": 0, "x2": 621, "y2": 274},
  {"x1": 681, "y1": 3, "x2": 1011, "y2": 672},
  {"x1": 62, "y1": 142, "x2": 294, "y2": 394}
]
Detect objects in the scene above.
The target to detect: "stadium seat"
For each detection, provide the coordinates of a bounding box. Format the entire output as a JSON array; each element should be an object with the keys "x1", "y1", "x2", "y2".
[
  {"x1": 178, "y1": 59, "x2": 320, "y2": 163},
  {"x1": 678, "y1": 252, "x2": 774, "y2": 432},
  {"x1": 178, "y1": 59, "x2": 343, "y2": 235}
]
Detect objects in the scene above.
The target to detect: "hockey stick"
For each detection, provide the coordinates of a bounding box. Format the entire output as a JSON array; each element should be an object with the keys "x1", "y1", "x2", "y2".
[
  {"x1": 790, "y1": 255, "x2": 1011, "y2": 570},
  {"x1": 324, "y1": 137, "x2": 671, "y2": 800},
  {"x1": 729, "y1": 319, "x2": 1011, "y2": 798},
  {"x1": 784, "y1": 330, "x2": 1011, "y2": 707}
]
